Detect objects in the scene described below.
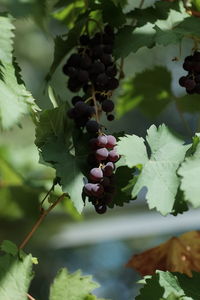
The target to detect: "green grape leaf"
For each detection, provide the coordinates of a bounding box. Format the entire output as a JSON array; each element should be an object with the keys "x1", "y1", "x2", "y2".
[
  {"x1": 0, "y1": 240, "x2": 18, "y2": 256},
  {"x1": 0, "y1": 253, "x2": 33, "y2": 300},
  {"x1": 0, "y1": 14, "x2": 38, "y2": 130},
  {"x1": 175, "y1": 94, "x2": 200, "y2": 113},
  {"x1": 101, "y1": 0, "x2": 126, "y2": 28},
  {"x1": 136, "y1": 271, "x2": 188, "y2": 300},
  {"x1": 35, "y1": 103, "x2": 71, "y2": 148},
  {"x1": 108, "y1": 166, "x2": 134, "y2": 208},
  {"x1": 45, "y1": 13, "x2": 88, "y2": 82},
  {"x1": 114, "y1": 23, "x2": 155, "y2": 59},
  {"x1": 178, "y1": 137, "x2": 200, "y2": 208},
  {"x1": 193, "y1": 0, "x2": 200, "y2": 11},
  {"x1": 175, "y1": 272, "x2": 200, "y2": 300},
  {"x1": 49, "y1": 268, "x2": 99, "y2": 300},
  {"x1": 116, "y1": 67, "x2": 172, "y2": 118},
  {"x1": 171, "y1": 189, "x2": 188, "y2": 216},
  {"x1": 117, "y1": 124, "x2": 189, "y2": 215},
  {"x1": 41, "y1": 136, "x2": 85, "y2": 213},
  {"x1": 154, "y1": 25, "x2": 182, "y2": 45}
]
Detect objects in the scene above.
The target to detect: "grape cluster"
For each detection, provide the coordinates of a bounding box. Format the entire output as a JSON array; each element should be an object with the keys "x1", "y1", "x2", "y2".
[
  {"x1": 63, "y1": 24, "x2": 121, "y2": 214},
  {"x1": 84, "y1": 134, "x2": 120, "y2": 214},
  {"x1": 179, "y1": 51, "x2": 200, "y2": 94},
  {"x1": 63, "y1": 24, "x2": 118, "y2": 127}
]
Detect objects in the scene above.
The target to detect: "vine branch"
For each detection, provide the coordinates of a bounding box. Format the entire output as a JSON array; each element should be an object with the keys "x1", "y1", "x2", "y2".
[
  {"x1": 19, "y1": 193, "x2": 66, "y2": 250},
  {"x1": 27, "y1": 294, "x2": 36, "y2": 300}
]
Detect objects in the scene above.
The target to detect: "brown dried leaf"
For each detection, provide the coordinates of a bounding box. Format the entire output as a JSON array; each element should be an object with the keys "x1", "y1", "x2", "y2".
[{"x1": 127, "y1": 231, "x2": 200, "y2": 277}]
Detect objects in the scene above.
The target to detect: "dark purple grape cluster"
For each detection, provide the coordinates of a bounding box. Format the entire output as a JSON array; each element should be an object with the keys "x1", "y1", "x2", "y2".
[
  {"x1": 63, "y1": 24, "x2": 118, "y2": 127},
  {"x1": 84, "y1": 134, "x2": 120, "y2": 214},
  {"x1": 179, "y1": 51, "x2": 200, "y2": 94}
]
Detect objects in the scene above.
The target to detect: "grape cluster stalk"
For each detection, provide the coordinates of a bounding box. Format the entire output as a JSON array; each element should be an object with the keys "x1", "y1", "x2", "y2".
[
  {"x1": 62, "y1": 25, "x2": 120, "y2": 214},
  {"x1": 179, "y1": 51, "x2": 200, "y2": 94}
]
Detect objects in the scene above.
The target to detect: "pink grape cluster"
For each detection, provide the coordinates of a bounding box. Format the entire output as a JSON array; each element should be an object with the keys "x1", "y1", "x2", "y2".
[
  {"x1": 84, "y1": 134, "x2": 120, "y2": 214},
  {"x1": 179, "y1": 51, "x2": 200, "y2": 94}
]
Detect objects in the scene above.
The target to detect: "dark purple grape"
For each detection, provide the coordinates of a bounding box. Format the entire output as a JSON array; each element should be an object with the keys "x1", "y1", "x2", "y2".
[
  {"x1": 108, "y1": 150, "x2": 120, "y2": 162},
  {"x1": 183, "y1": 61, "x2": 194, "y2": 72},
  {"x1": 95, "y1": 148, "x2": 109, "y2": 161},
  {"x1": 184, "y1": 79, "x2": 196, "y2": 91},
  {"x1": 68, "y1": 78, "x2": 82, "y2": 92},
  {"x1": 195, "y1": 74, "x2": 200, "y2": 83},
  {"x1": 89, "y1": 138, "x2": 98, "y2": 150},
  {"x1": 96, "y1": 73, "x2": 109, "y2": 86},
  {"x1": 85, "y1": 106, "x2": 95, "y2": 117},
  {"x1": 179, "y1": 76, "x2": 187, "y2": 87},
  {"x1": 90, "y1": 62, "x2": 105, "y2": 75},
  {"x1": 87, "y1": 153, "x2": 98, "y2": 167},
  {"x1": 92, "y1": 45, "x2": 104, "y2": 59},
  {"x1": 75, "y1": 116, "x2": 88, "y2": 127},
  {"x1": 107, "y1": 114, "x2": 115, "y2": 121},
  {"x1": 71, "y1": 96, "x2": 83, "y2": 106},
  {"x1": 101, "y1": 177, "x2": 110, "y2": 187},
  {"x1": 101, "y1": 53, "x2": 112, "y2": 66},
  {"x1": 186, "y1": 88, "x2": 195, "y2": 94},
  {"x1": 107, "y1": 78, "x2": 119, "y2": 90},
  {"x1": 67, "y1": 53, "x2": 81, "y2": 67},
  {"x1": 90, "y1": 32, "x2": 102, "y2": 46},
  {"x1": 193, "y1": 51, "x2": 200, "y2": 61},
  {"x1": 95, "y1": 204, "x2": 107, "y2": 214},
  {"x1": 194, "y1": 62, "x2": 200, "y2": 73},
  {"x1": 102, "y1": 99, "x2": 114, "y2": 112},
  {"x1": 91, "y1": 183, "x2": 104, "y2": 197},
  {"x1": 79, "y1": 34, "x2": 90, "y2": 45},
  {"x1": 86, "y1": 120, "x2": 100, "y2": 133},
  {"x1": 106, "y1": 135, "x2": 116, "y2": 149},
  {"x1": 97, "y1": 135, "x2": 108, "y2": 147},
  {"x1": 63, "y1": 65, "x2": 78, "y2": 77},
  {"x1": 95, "y1": 94, "x2": 107, "y2": 103},
  {"x1": 103, "y1": 162, "x2": 115, "y2": 176},
  {"x1": 77, "y1": 70, "x2": 89, "y2": 83},
  {"x1": 74, "y1": 101, "x2": 88, "y2": 116},
  {"x1": 106, "y1": 65, "x2": 117, "y2": 77},
  {"x1": 103, "y1": 45, "x2": 113, "y2": 54},
  {"x1": 90, "y1": 168, "x2": 103, "y2": 182},
  {"x1": 80, "y1": 55, "x2": 92, "y2": 69},
  {"x1": 103, "y1": 34, "x2": 114, "y2": 45}
]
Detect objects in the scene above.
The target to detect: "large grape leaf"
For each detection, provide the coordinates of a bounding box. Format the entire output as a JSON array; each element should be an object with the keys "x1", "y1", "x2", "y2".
[
  {"x1": 0, "y1": 14, "x2": 38, "y2": 130},
  {"x1": 41, "y1": 136, "x2": 85, "y2": 213},
  {"x1": 101, "y1": 0, "x2": 126, "y2": 28},
  {"x1": 117, "y1": 124, "x2": 189, "y2": 215},
  {"x1": 116, "y1": 67, "x2": 172, "y2": 118},
  {"x1": 178, "y1": 134, "x2": 200, "y2": 208},
  {"x1": 0, "y1": 252, "x2": 33, "y2": 300},
  {"x1": 49, "y1": 268, "x2": 99, "y2": 300},
  {"x1": 136, "y1": 271, "x2": 194, "y2": 300}
]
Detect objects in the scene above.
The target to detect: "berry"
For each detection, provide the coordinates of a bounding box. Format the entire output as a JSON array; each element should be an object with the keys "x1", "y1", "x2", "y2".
[
  {"x1": 67, "y1": 53, "x2": 81, "y2": 67},
  {"x1": 84, "y1": 183, "x2": 94, "y2": 196},
  {"x1": 102, "y1": 99, "x2": 114, "y2": 112},
  {"x1": 179, "y1": 76, "x2": 187, "y2": 87},
  {"x1": 71, "y1": 96, "x2": 83, "y2": 106},
  {"x1": 91, "y1": 183, "x2": 104, "y2": 197},
  {"x1": 90, "y1": 168, "x2": 103, "y2": 182},
  {"x1": 95, "y1": 204, "x2": 107, "y2": 214},
  {"x1": 107, "y1": 78, "x2": 119, "y2": 90},
  {"x1": 79, "y1": 34, "x2": 90, "y2": 45},
  {"x1": 103, "y1": 162, "x2": 115, "y2": 176},
  {"x1": 184, "y1": 79, "x2": 196, "y2": 91},
  {"x1": 97, "y1": 135, "x2": 108, "y2": 147},
  {"x1": 95, "y1": 148, "x2": 109, "y2": 161},
  {"x1": 78, "y1": 70, "x2": 89, "y2": 83},
  {"x1": 108, "y1": 150, "x2": 120, "y2": 162},
  {"x1": 86, "y1": 120, "x2": 100, "y2": 133},
  {"x1": 107, "y1": 114, "x2": 115, "y2": 121},
  {"x1": 106, "y1": 135, "x2": 116, "y2": 149}
]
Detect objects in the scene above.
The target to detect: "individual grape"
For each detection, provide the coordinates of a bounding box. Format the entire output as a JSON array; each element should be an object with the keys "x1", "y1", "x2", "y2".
[
  {"x1": 179, "y1": 76, "x2": 187, "y2": 87},
  {"x1": 101, "y1": 53, "x2": 112, "y2": 66},
  {"x1": 103, "y1": 162, "x2": 115, "y2": 176},
  {"x1": 75, "y1": 116, "x2": 89, "y2": 127},
  {"x1": 95, "y1": 94, "x2": 107, "y2": 103},
  {"x1": 92, "y1": 45, "x2": 104, "y2": 59},
  {"x1": 90, "y1": 62, "x2": 105, "y2": 75},
  {"x1": 107, "y1": 114, "x2": 115, "y2": 121},
  {"x1": 102, "y1": 99, "x2": 114, "y2": 112},
  {"x1": 90, "y1": 168, "x2": 103, "y2": 182},
  {"x1": 185, "y1": 55, "x2": 193, "y2": 62},
  {"x1": 89, "y1": 138, "x2": 98, "y2": 150},
  {"x1": 79, "y1": 34, "x2": 90, "y2": 45},
  {"x1": 101, "y1": 177, "x2": 110, "y2": 187},
  {"x1": 107, "y1": 78, "x2": 119, "y2": 90},
  {"x1": 67, "y1": 53, "x2": 81, "y2": 67},
  {"x1": 103, "y1": 33, "x2": 114, "y2": 45},
  {"x1": 96, "y1": 73, "x2": 109, "y2": 86},
  {"x1": 80, "y1": 55, "x2": 92, "y2": 69},
  {"x1": 67, "y1": 108, "x2": 75, "y2": 119},
  {"x1": 95, "y1": 203, "x2": 107, "y2": 214},
  {"x1": 86, "y1": 120, "x2": 100, "y2": 133},
  {"x1": 186, "y1": 88, "x2": 195, "y2": 94},
  {"x1": 68, "y1": 78, "x2": 82, "y2": 92},
  {"x1": 74, "y1": 101, "x2": 88, "y2": 116},
  {"x1": 91, "y1": 183, "x2": 104, "y2": 197},
  {"x1": 108, "y1": 150, "x2": 120, "y2": 162},
  {"x1": 85, "y1": 106, "x2": 95, "y2": 117},
  {"x1": 97, "y1": 135, "x2": 108, "y2": 147},
  {"x1": 106, "y1": 135, "x2": 116, "y2": 149},
  {"x1": 195, "y1": 74, "x2": 200, "y2": 83},
  {"x1": 63, "y1": 65, "x2": 77, "y2": 77},
  {"x1": 184, "y1": 79, "x2": 196, "y2": 91},
  {"x1": 194, "y1": 62, "x2": 200, "y2": 73},
  {"x1": 84, "y1": 183, "x2": 94, "y2": 196},
  {"x1": 183, "y1": 61, "x2": 194, "y2": 72},
  {"x1": 95, "y1": 148, "x2": 109, "y2": 161},
  {"x1": 103, "y1": 45, "x2": 113, "y2": 54},
  {"x1": 77, "y1": 70, "x2": 89, "y2": 83},
  {"x1": 71, "y1": 96, "x2": 83, "y2": 106},
  {"x1": 193, "y1": 51, "x2": 200, "y2": 61},
  {"x1": 106, "y1": 65, "x2": 117, "y2": 77},
  {"x1": 90, "y1": 32, "x2": 102, "y2": 46}
]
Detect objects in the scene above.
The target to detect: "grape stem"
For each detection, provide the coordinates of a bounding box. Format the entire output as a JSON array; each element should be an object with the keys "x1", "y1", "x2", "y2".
[
  {"x1": 18, "y1": 193, "x2": 67, "y2": 250},
  {"x1": 91, "y1": 86, "x2": 100, "y2": 123},
  {"x1": 27, "y1": 294, "x2": 36, "y2": 300},
  {"x1": 39, "y1": 180, "x2": 57, "y2": 209}
]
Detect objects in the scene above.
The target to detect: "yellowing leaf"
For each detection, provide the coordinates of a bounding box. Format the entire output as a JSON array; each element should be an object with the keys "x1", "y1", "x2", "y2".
[{"x1": 127, "y1": 231, "x2": 200, "y2": 277}]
